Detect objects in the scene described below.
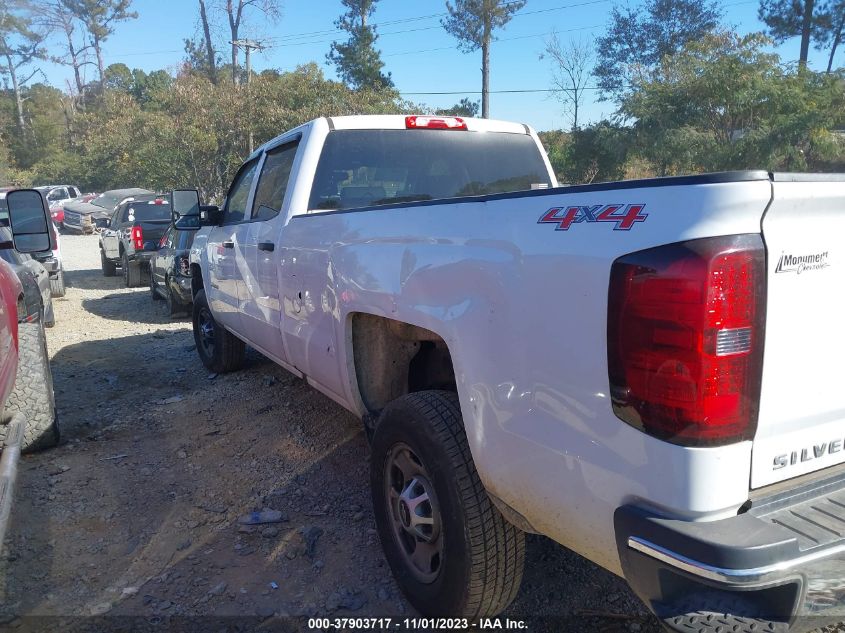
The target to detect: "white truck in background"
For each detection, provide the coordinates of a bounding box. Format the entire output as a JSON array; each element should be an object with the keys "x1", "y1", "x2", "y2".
[{"x1": 173, "y1": 114, "x2": 845, "y2": 632}]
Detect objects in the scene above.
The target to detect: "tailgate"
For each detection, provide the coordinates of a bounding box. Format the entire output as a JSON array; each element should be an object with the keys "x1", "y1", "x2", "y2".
[
  {"x1": 752, "y1": 174, "x2": 845, "y2": 488},
  {"x1": 137, "y1": 220, "x2": 169, "y2": 246}
]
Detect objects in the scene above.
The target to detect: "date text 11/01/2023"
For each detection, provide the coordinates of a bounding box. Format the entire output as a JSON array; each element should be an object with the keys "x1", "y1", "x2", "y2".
[{"x1": 307, "y1": 618, "x2": 529, "y2": 630}]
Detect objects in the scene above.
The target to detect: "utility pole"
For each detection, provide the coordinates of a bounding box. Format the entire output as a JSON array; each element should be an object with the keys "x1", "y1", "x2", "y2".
[{"x1": 231, "y1": 39, "x2": 265, "y2": 153}]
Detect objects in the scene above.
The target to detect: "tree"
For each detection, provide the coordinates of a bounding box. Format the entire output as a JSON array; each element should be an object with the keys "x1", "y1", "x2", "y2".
[
  {"x1": 34, "y1": 0, "x2": 94, "y2": 96},
  {"x1": 327, "y1": 0, "x2": 392, "y2": 90},
  {"x1": 621, "y1": 32, "x2": 845, "y2": 173},
  {"x1": 758, "y1": 0, "x2": 821, "y2": 66},
  {"x1": 442, "y1": 0, "x2": 526, "y2": 118},
  {"x1": 594, "y1": 0, "x2": 722, "y2": 101},
  {"x1": 61, "y1": 0, "x2": 137, "y2": 85},
  {"x1": 813, "y1": 0, "x2": 845, "y2": 71},
  {"x1": 542, "y1": 32, "x2": 592, "y2": 130},
  {"x1": 435, "y1": 97, "x2": 479, "y2": 116},
  {"x1": 222, "y1": 0, "x2": 280, "y2": 86},
  {"x1": 0, "y1": 1, "x2": 48, "y2": 131}
]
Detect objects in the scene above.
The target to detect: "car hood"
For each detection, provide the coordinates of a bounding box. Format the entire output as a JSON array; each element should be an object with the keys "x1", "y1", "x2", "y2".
[{"x1": 63, "y1": 200, "x2": 112, "y2": 219}]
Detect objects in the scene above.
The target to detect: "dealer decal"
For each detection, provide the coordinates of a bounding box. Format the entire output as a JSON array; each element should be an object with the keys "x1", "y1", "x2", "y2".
[
  {"x1": 538, "y1": 204, "x2": 648, "y2": 231},
  {"x1": 775, "y1": 250, "x2": 830, "y2": 274}
]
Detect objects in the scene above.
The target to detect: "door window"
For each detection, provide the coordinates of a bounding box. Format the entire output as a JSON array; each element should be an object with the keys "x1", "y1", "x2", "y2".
[
  {"x1": 251, "y1": 141, "x2": 299, "y2": 221},
  {"x1": 223, "y1": 159, "x2": 259, "y2": 224}
]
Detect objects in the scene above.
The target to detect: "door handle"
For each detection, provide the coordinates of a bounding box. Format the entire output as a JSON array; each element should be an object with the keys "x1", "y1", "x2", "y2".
[
  {"x1": 258, "y1": 242, "x2": 275, "y2": 252},
  {"x1": 222, "y1": 240, "x2": 234, "y2": 249}
]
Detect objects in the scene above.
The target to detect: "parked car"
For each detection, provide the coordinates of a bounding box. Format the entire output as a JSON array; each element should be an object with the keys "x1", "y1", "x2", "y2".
[
  {"x1": 99, "y1": 194, "x2": 170, "y2": 287},
  {"x1": 149, "y1": 224, "x2": 195, "y2": 317},
  {"x1": 35, "y1": 185, "x2": 82, "y2": 228},
  {"x1": 63, "y1": 188, "x2": 152, "y2": 234},
  {"x1": 173, "y1": 114, "x2": 845, "y2": 630},
  {"x1": 49, "y1": 192, "x2": 97, "y2": 229},
  {"x1": 0, "y1": 189, "x2": 61, "y2": 544}
]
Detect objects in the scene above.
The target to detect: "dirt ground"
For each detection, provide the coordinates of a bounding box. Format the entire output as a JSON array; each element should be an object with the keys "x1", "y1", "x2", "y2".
[{"x1": 0, "y1": 232, "x2": 664, "y2": 632}]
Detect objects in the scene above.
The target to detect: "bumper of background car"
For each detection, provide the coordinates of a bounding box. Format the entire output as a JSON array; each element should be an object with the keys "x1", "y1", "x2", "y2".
[{"x1": 615, "y1": 471, "x2": 845, "y2": 632}]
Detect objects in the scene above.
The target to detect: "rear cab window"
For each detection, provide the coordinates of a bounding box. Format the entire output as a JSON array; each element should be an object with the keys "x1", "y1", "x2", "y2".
[
  {"x1": 307, "y1": 129, "x2": 552, "y2": 212},
  {"x1": 125, "y1": 199, "x2": 170, "y2": 222}
]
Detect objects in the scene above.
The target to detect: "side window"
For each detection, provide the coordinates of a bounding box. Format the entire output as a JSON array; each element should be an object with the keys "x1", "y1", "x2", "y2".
[
  {"x1": 47, "y1": 188, "x2": 65, "y2": 202},
  {"x1": 110, "y1": 208, "x2": 121, "y2": 227},
  {"x1": 223, "y1": 159, "x2": 259, "y2": 224},
  {"x1": 251, "y1": 141, "x2": 298, "y2": 221}
]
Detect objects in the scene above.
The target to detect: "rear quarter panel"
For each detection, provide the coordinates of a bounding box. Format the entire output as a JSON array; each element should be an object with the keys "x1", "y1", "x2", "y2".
[{"x1": 285, "y1": 177, "x2": 772, "y2": 574}]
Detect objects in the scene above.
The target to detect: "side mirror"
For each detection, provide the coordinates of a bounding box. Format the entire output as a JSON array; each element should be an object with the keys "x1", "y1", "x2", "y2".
[
  {"x1": 5, "y1": 189, "x2": 55, "y2": 253},
  {"x1": 94, "y1": 217, "x2": 110, "y2": 229},
  {"x1": 171, "y1": 189, "x2": 201, "y2": 231}
]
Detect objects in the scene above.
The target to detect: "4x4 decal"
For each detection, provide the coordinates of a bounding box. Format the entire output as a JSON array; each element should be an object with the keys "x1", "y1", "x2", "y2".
[{"x1": 538, "y1": 204, "x2": 648, "y2": 231}]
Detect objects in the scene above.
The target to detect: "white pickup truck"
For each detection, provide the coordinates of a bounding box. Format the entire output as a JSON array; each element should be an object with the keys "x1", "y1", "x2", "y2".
[{"x1": 173, "y1": 114, "x2": 845, "y2": 632}]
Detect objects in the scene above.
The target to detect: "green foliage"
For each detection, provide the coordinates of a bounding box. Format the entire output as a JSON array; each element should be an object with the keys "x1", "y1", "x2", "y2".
[
  {"x1": 442, "y1": 0, "x2": 526, "y2": 53},
  {"x1": 538, "y1": 124, "x2": 630, "y2": 184},
  {"x1": 2, "y1": 63, "x2": 412, "y2": 197},
  {"x1": 594, "y1": 0, "x2": 722, "y2": 101},
  {"x1": 435, "y1": 98, "x2": 480, "y2": 117},
  {"x1": 621, "y1": 32, "x2": 845, "y2": 173},
  {"x1": 328, "y1": 0, "x2": 393, "y2": 90}
]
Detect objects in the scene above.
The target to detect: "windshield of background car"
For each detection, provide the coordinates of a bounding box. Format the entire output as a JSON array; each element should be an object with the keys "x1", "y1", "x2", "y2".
[
  {"x1": 125, "y1": 201, "x2": 170, "y2": 222},
  {"x1": 0, "y1": 198, "x2": 6, "y2": 224},
  {"x1": 307, "y1": 129, "x2": 552, "y2": 212},
  {"x1": 92, "y1": 193, "x2": 124, "y2": 209}
]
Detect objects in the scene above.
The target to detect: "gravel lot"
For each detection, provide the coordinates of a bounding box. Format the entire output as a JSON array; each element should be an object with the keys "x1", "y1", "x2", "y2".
[{"x1": 0, "y1": 232, "x2": 663, "y2": 632}]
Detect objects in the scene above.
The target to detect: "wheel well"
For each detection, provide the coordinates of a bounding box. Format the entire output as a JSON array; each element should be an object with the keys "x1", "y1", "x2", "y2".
[
  {"x1": 190, "y1": 264, "x2": 203, "y2": 298},
  {"x1": 350, "y1": 313, "x2": 456, "y2": 413}
]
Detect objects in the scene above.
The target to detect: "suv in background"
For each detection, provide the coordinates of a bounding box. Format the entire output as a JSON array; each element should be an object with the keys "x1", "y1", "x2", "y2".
[{"x1": 99, "y1": 194, "x2": 170, "y2": 287}]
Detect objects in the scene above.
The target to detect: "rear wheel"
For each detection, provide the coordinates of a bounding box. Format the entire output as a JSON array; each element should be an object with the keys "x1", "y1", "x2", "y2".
[
  {"x1": 371, "y1": 391, "x2": 525, "y2": 618},
  {"x1": 100, "y1": 250, "x2": 116, "y2": 277},
  {"x1": 192, "y1": 289, "x2": 244, "y2": 372},
  {"x1": 123, "y1": 252, "x2": 140, "y2": 287},
  {"x1": 50, "y1": 266, "x2": 66, "y2": 297},
  {"x1": 0, "y1": 321, "x2": 59, "y2": 452},
  {"x1": 150, "y1": 269, "x2": 163, "y2": 300},
  {"x1": 166, "y1": 276, "x2": 189, "y2": 318}
]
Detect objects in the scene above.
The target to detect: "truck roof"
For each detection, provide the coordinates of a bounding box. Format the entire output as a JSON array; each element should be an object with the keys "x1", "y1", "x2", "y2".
[{"x1": 251, "y1": 114, "x2": 533, "y2": 161}]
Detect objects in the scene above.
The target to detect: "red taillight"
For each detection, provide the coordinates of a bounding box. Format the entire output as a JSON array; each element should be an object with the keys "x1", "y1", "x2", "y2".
[
  {"x1": 607, "y1": 234, "x2": 766, "y2": 446},
  {"x1": 132, "y1": 225, "x2": 144, "y2": 249},
  {"x1": 405, "y1": 115, "x2": 467, "y2": 130}
]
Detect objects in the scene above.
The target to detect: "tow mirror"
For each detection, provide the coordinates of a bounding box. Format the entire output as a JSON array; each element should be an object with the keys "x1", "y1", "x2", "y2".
[
  {"x1": 171, "y1": 189, "x2": 201, "y2": 230},
  {"x1": 4, "y1": 189, "x2": 55, "y2": 253},
  {"x1": 94, "y1": 217, "x2": 110, "y2": 229}
]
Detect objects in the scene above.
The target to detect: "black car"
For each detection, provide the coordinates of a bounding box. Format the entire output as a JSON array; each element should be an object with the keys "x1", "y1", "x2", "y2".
[
  {"x1": 63, "y1": 188, "x2": 153, "y2": 234},
  {"x1": 149, "y1": 224, "x2": 195, "y2": 318},
  {"x1": 99, "y1": 194, "x2": 171, "y2": 287}
]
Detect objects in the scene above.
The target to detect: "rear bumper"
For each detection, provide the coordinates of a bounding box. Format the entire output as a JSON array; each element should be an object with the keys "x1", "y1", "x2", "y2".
[
  {"x1": 616, "y1": 473, "x2": 845, "y2": 631},
  {"x1": 130, "y1": 250, "x2": 155, "y2": 267}
]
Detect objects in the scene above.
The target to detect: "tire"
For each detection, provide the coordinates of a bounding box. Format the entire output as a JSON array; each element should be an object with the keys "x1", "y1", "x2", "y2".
[
  {"x1": 43, "y1": 300, "x2": 55, "y2": 328},
  {"x1": 192, "y1": 289, "x2": 244, "y2": 372},
  {"x1": 101, "y1": 250, "x2": 116, "y2": 277},
  {"x1": 370, "y1": 390, "x2": 525, "y2": 619},
  {"x1": 166, "y1": 277, "x2": 189, "y2": 318},
  {"x1": 0, "y1": 321, "x2": 59, "y2": 452},
  {"x1": 150, "y1": 269, "x2": 163, "y2": 300},
  {"x1": 123, "y1": 252, "x2": 140, "y2": 288},
  {"x1": 659, "y1": 591, "x2": 788, "y2": 632},
  {"x1": 50, "y1": 266, "x2": 66, "y2": 297}
]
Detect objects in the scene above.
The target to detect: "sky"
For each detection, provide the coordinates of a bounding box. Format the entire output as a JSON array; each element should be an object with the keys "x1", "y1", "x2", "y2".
[{"x1": 34, "y1": 0, "x2": 840, "y2": 132}]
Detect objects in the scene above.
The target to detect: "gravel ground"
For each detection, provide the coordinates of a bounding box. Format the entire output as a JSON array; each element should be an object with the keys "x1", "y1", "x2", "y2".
[{"x1": 0, "y1": 232, "x2": 664, "y2": 632}]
